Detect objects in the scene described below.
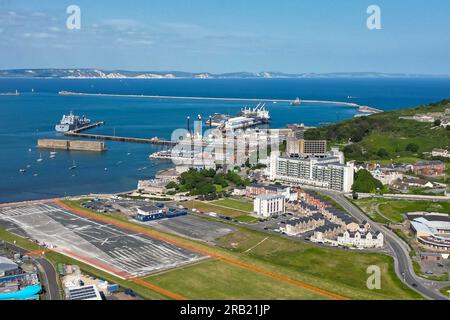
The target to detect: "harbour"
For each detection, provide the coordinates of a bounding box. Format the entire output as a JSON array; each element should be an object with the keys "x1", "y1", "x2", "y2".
[{"x1": 1, "y1": 77, "x2": 450, "y2": 203}]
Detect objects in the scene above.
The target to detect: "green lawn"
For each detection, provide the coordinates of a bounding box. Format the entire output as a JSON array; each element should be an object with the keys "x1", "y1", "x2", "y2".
[
  {"x1": 440, "y1": 286, "x2": 450, "y2": 297},
  {"x1": 182, "y1": 199, "x2": 256, "y2": 223},
  {"x1": 353, "y1": 198, "x2": 450, "y2": 223},
  {"x1": 211, "y1": 198, "x2": 254, "y2": 212},
  {"x1": 215, "y1": 226, "x2": 422, "y2": 300},
  {"x1": 184, "y1": 198, "x2": 258, "y2": 223},
  {"x1": 145, "y1": 260, "x2": 328, "y2": 300}
]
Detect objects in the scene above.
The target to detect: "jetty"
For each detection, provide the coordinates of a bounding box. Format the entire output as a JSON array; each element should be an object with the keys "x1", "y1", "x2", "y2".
[
  {"x1": 58, "y1": 91, "x2": 383, "y2": 113},
  {"x1": 57, "y1": 121, "x2": 175, "y2": 146},
  {"x1": 64, "y1": 132, "x2": 177, "y2": 146},
  {"x1": 37, "y1": 139, "x2": 106, "y2": 152},
  {"x1": 0, "y1": 90, "x2": 20, "y2": 96}
]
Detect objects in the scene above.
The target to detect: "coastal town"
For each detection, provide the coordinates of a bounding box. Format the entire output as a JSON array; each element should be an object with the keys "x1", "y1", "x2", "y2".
[
  {"x1": 1, "y1": 1, "x2": 450, "y2": 308},
  {"x1": 2, "y1": 97, "x2": 450, "y2": 301}
]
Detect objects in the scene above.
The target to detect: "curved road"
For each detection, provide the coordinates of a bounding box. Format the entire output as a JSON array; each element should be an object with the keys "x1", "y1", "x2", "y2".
[
  {"x1": 2, "y1": 242, "x2": 61, "y2": 300},
  {"x1": 322, "y1": 190, "x2": 447, "y2": 300}
]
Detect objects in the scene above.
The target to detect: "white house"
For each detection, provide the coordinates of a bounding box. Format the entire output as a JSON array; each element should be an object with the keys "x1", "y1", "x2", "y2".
[
  {"x1": 337, "y1": 230, "x2": 384, "y2": 248},
  {"x1": 432, "y1": 148, "x2": 450, "y2": 158},
  {"x1": 253, "y1": 194, "x2": 285, "y2": 218}
]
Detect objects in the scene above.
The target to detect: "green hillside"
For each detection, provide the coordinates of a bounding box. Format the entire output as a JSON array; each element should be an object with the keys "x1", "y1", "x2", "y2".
[{"x1": 305, "y1": 99, "x2": 450, "y2": 163}]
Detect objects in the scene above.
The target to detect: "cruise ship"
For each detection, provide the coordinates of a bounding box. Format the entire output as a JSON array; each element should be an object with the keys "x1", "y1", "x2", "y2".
[{"x1": 55, "y1": 112, "x2": 91, "y2": 132}]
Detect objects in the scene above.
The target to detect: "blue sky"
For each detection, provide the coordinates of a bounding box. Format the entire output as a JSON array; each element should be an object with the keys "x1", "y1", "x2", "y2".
[{"x1": 0, "y1": 0, "x2": 449, "y2": 74}]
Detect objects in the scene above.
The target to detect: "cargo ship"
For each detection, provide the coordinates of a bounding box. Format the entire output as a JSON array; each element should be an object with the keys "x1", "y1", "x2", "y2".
[
  {"x1": 206, "y1": 103, "x2": 270, "y2": 131},
  {"x1": 55, "y1": 112, "x2": 91, "y2": 132}
]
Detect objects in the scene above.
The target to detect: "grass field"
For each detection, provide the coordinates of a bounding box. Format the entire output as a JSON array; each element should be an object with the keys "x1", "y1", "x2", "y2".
[
  {"x1": 213, "y1": 226, "x2": 422, "y2": 300},
  {"x1": 353, "y1": 198, "x2": 450, "y2": 223},
  {"x1": 145, "y1": 259, "x2": 328, "y2": 300},
  {"x1": 5, "y1": 199, "x2": 422, "y2": 300},
  {"x1": 182, "y1": 199, "x2": 257, "y2": 222},
  {"x1": 211, "y1": 198, "x2": 253, "y2": 212},
  {"x1": 440, "y1": 286, "x2": 450, "y2": 297}
]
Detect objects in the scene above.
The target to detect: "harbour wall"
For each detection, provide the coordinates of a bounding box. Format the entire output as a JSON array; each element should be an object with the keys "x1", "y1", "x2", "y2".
[{"x1": 37, "y1": 139, "x2": 106, "y2": 152}]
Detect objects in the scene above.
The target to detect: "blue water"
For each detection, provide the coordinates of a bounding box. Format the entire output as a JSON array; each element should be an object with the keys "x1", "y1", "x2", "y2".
[{"x1": 0, "y1": 78, "x2": 449, "y2": 203}]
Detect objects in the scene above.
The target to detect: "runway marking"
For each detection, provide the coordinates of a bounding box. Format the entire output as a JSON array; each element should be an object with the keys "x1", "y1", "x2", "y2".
[{"x1": 53, "y1": 199, "x2": 348, "y2": 300}]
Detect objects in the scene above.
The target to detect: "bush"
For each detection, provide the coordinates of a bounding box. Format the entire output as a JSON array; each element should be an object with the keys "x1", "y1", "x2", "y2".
[
  {"x1": 377, "y1": 148, "x2": 389, "y2": 158},
  {"x1": 405, "y1": 143, "x2": 419, "y2": 153},
  {"x1": 352, "y1": 169, "x2": 383, "y2": 193},
  {"x1": 166, "y1": 181, "x2": 178, "y2": 189}
]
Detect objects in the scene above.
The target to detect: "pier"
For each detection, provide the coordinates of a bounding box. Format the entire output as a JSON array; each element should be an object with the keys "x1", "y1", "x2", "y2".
[
  {"x1": 62, "y1": 121, "x2": 176, "y2": 145},
  {"x1": 70, "y1": 121, "x2": 105, "y2": 133},
  {"x1": 64, "y1": 132, "x2": 177, "y2": 146}
]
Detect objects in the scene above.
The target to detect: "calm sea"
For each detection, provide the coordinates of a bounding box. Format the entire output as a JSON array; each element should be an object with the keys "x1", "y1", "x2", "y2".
[{"x1": 1, "y1": 78, "x2": 449, "y2": 203}]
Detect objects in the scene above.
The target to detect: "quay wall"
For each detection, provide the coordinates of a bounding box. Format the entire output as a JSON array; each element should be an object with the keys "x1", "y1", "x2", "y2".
[{"x1": 37, "y1": 139, "x2": 106, "y2": 152}]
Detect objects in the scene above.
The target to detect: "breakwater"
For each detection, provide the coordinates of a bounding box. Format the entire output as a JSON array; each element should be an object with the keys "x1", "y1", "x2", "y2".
[
  {"x1": 37, "y1": 139, "x2": 107, "y2": 152},
  {"x1": 58, "y1": 91, "x2": 383, "y2": 113}
]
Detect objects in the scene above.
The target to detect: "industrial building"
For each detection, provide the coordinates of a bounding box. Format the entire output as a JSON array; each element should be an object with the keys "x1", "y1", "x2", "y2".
[
  {"x1": 253, "y1": 194, "x2": 285, "y2": 218},
  {"x1": 408, "y1": 212, "x2": 450, "y2": 252},
  {"x1": 0, "y1": 257, "x2": 20, "y2": 277},
  {"x1": 136, "y1": 204, "x2": 188, "y2": 222}
]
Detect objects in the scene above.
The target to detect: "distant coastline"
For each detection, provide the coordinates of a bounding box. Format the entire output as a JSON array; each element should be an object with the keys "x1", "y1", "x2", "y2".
[{"x1": 1, "y1": 68, "x2": 449, "y2": 80}]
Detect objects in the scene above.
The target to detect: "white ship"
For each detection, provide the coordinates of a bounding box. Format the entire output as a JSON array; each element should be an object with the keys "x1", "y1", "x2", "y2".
[{"x1": 55, "y1": 112, "x2": 91, "y2": 132}]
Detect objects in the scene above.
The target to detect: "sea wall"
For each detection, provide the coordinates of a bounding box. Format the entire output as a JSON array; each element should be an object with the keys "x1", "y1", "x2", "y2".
[{"x1": 37, "y1": 139, "x2": 106, "y2": 152}]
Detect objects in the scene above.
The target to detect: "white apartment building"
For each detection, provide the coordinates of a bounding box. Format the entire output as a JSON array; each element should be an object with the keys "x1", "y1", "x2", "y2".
[
  {"x1": 337, "y1": 231, "x2": 384, "y2": 248},
  {"x1": 268, "y1": 149, "x2": 354, "y2": 192},
  {"x1": 253, "y1": 194, "x2": 285, "y2": 218}
]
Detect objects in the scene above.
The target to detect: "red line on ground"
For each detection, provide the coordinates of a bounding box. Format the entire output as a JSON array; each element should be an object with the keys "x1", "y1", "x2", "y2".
[
  {"x1": 53, "y1": 199, "x2": 347, "y2": 300},
  {"x1": 26, "y1": 249, "x2": 48, "y2": 256}
]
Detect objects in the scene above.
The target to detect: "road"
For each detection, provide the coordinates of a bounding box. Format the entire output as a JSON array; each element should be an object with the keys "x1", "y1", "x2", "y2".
[
  {"x1": 2, "y1": 242, "x2": 61, "y2": 300},
  {"x1": 353, "y1": 192, "x2": 450, "y2": 202},
  {"x1": 322, "y1": 190, "x2": 447, "y2": 300}
]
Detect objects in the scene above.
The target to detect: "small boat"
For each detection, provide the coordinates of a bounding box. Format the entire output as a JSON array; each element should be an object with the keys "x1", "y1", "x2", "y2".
[
  {"x1": 127, "y1": 152, "x2": 132, "y2": 156},
  {"x1": 19, "y1": 169, "x2": 26, "y2": 173},
  {"x1": 104, "y1": 168, "x2": 108, "y2": 171},
  {"x1": 33, "y1": 173, "x2": 38, "y2": 177},
  {"x1": 26, "y1": 165, "x2": 31, "y2": 168},
  {"x1": 36, "y1": 153, "x2": 43, "y2": 162},
  {"x1": 28, "y1": 148, "x2": 32, "y2": 152},
  {"x1": 69, "y1": 160, "x2": 77, "y2": 170},
  {"x1": 50, "y1": 154, "x2": 56, "y2": 159}
]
